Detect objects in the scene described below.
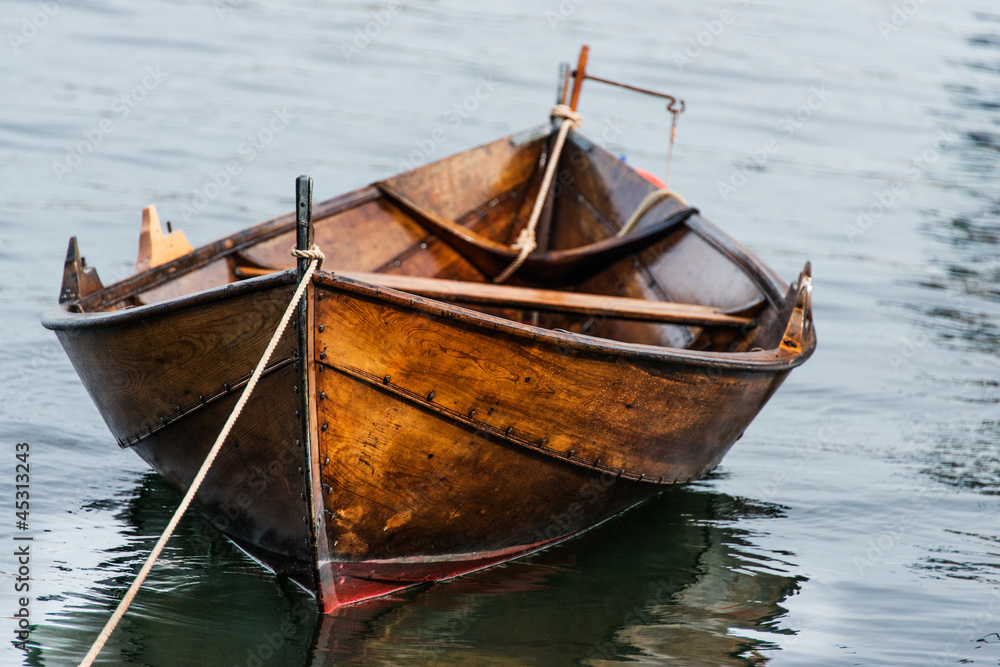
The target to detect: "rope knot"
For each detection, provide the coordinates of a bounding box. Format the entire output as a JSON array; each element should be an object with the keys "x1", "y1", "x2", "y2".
[
  {"x1": 512, "y1": 227, "x2": 538, "y2": 254},
  {"x1": 550, "y1": 104, "x2": 583, "y2": 129},
  {"x1": 290, "y1": 243, "x2": 326, "y2": 269}
]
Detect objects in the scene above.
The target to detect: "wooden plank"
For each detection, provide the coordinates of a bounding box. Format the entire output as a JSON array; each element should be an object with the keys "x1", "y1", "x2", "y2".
[
  {"x1": 339, "y1": 272, "x2": 753, "y2": 327},
  {"x1": 233, "y1": 265, "x2": 751, "y2": 327},
  {"x1": 313, "y1": 283, "x2": 772, "y2": 497},
  {"x1": 135, "y1": 205, "x2": 194, "y2": 272}
]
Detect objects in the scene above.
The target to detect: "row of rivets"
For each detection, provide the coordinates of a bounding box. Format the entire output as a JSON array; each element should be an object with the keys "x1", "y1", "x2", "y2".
[
  {"x1": 317, "y1": 359, "x2": 675, "y2": 485},
  {"x1": 119, "y1": 357, "x2": 296, "y2": 448}
]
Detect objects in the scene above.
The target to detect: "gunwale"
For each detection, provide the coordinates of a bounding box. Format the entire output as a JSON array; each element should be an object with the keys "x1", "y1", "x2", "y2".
[
  {"x1": 42, "y1": 262, "x2": 814, "y2": 374},
  {"x1": 42, "y1": 124, "x2": 815, "y2": 370}
]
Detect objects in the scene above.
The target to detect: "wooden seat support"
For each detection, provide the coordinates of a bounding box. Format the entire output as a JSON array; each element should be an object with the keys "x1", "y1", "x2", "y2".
[{"x1": 135, "y1": 205, "x2": 194, "y2": 272}]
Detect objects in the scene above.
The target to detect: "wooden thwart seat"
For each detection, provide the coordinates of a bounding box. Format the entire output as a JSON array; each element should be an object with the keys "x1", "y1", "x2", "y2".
[{"x1": 232, "y1": 265, "x2": 754, "y2": 328}]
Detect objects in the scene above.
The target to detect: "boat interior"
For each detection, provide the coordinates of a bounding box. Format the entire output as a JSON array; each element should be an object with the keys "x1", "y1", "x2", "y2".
[{"x1": 60, "y1": 125, "x2": 796, "y2": 355}]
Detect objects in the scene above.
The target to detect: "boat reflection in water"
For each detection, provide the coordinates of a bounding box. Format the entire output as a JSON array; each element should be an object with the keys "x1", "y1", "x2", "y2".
[
  {"x1": 308, "y1": 477, "x2": 804, "y2": 665},
  {"x1": 39, "y1": 473, "x2": 801, "y2": 665}
]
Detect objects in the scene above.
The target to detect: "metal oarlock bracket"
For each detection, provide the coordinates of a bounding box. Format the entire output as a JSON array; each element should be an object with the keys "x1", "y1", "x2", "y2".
[
  {"x1": 780, "y1": 262, "x2": 813, "y2": 353},
  {"x1": 559, "y1": 45, "x2": 686, "y2": 185},
  {"x1": 564, "y1": 45, "x2": 685, "y2": 116}
]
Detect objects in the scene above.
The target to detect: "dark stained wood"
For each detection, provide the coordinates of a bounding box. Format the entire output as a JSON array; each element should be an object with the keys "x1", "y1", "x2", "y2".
[
  {"x1": 315, "y1": 365, "x2": 654, "y2": 561},
  {"x1": 136, "y1": 258, "x2": 231, "y2": 305},
  {"x1": 67, "y1": 187, "x2": 379, "y2": 313},
  {"x1": 239, "y1": 197, "x2": 429, "y2": 274},
  {"x1": 551, "y1": 133, "x2": 669, "y2": 243},
  {"x1": 59, "y1": 236, "x2": 104, "y2": 304},
  {"x1": 47, "y1": 277, "x2": 312, "y2": 564}
]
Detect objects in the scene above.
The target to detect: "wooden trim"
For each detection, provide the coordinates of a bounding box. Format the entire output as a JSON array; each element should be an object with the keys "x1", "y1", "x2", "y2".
[
  {"x1": 72, "y1": 188, "x2": 381, "y2": 313},
  {"x1": 135, "y1": 205, "x2": 194, "y2": 272},
  {"x1": 569, "y1": 45, "x2": 589, "y2": 111},
  {"x1": 234, "y1": 266, "x2": 752, "y2": 328},
  {"x1": 60, "y1": 236, "x2": 104, "y2": 304},
  {"x1": 303, "y1": 281, "x2": 336, "y2": 605}
]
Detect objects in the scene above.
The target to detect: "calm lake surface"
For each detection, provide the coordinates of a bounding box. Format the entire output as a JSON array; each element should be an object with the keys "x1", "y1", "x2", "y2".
[{"x1": 2, "y1": 0, "x2": 999, "y2": 664}]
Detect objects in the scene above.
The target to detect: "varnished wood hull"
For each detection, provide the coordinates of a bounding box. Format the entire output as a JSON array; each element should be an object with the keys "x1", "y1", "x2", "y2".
[
  {"x1": 44, "y1": 125, "x2": 815, "y2": 611},
  {"x1": 309, "y1": 273, "x2": 801, "y2": 607}
]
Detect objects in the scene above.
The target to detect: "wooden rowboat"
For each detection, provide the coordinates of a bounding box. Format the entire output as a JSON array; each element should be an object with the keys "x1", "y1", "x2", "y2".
[{"x1": 43, "y1": 49, "x2": 815, "y2": 613}]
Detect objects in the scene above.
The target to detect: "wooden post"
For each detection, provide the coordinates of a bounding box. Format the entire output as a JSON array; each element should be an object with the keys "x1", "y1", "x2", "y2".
[
  {"x1": 294, "y1": 175, "x2": 329, "y2": 608},
  {"x1": 296, "y1": 176, "x2": 313, "y2": 276},
  {"x1": 568, "y1": 44, "x2": 589, "y2": 112}
]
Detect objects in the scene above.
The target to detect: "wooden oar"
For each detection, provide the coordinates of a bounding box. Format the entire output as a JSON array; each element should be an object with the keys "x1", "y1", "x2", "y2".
[{"x1": 234, "y1": 265, "x2": 753, "y2": 328}]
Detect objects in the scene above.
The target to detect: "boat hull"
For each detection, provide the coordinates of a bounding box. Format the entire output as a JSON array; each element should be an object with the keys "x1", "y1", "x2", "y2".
[
  {"x1": 45, "y1": 268, "x2": 804, "y2": 611},
  {"x1": 307, "y1": 273, "x2": 798, "y2": 610},
  {"x1": 42, "y1": 122, "x2": 815, "y2": 611}
]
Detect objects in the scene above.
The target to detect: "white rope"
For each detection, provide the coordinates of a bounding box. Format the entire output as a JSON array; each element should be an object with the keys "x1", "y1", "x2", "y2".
[
  {"x1": 79, "y1": 244, "x2": 326, "y2": 667},
  {"x1": 493, "y1": 104, "x2": 582, "y2": 284},
  {"x1": 290, "y1": 246, "x2": 325, "y2": 268},
  {"x1": 615, "y1": 188, "x2": 690, "y2": 238}
]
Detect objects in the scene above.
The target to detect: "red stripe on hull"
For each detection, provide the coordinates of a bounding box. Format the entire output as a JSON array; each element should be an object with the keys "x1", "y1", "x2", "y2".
[{"x1": 320, "y1": 533, "x2": 573, "y2": 612}]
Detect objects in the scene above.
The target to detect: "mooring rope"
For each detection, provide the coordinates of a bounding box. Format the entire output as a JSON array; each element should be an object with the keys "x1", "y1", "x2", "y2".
[
  {"x1": 493, "y1": 104, "x2": 582, "y2": 284},
  {"x1": 79, "y1": 244, "x2": 326, "y2": 667},
  {"x1": 614, "y1": 188, "x2": 690, "y2": 238},
  {"x1": 290, "y1": 245, "x2": 326, "y2": 269}
]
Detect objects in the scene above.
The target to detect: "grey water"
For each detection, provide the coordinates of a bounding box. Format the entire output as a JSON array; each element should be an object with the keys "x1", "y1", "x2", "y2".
[{"x1": 1, "y1": 0, "x2": 998, "y2": 664}]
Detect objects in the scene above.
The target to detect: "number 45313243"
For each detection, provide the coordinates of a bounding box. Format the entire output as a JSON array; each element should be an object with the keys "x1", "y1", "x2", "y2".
[{"x1": 15, "y1": 443, "x2": 29, "y2": 525}]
